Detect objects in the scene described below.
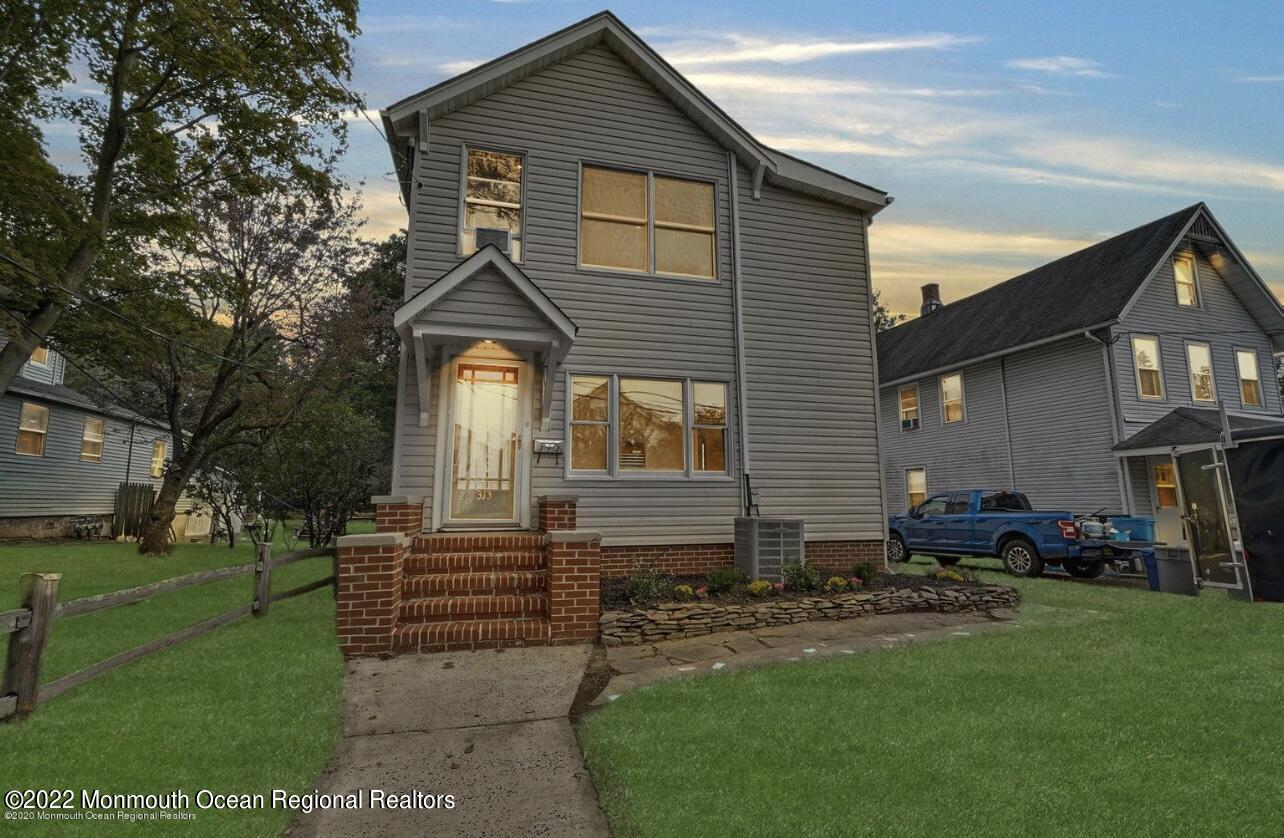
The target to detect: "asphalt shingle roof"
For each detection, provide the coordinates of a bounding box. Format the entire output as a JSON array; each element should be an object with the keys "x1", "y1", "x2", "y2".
[
  {"x1": 877, "y1": 203, "x2": 1203, "y2": 383},
  {"x1": 7, "y1": 378, "x2": 165, "y2": 429},
  {"x1": 1113, "y1": 407, "x2": 1282, "y2": 452}
]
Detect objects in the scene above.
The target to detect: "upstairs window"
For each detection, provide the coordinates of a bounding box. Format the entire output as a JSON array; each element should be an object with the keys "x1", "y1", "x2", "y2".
[
  {"x1": 462, "y1": 148, "x2": 523, "y2": 260},
  {"x1": 16, "y1": 402, "x2": 48, "y2": 456},
  {"x1": 80, "y1": 416, "x2": 105, "y2": 462},
  {"x1": 939, "y1": 373, "x2": 965, "y2": 423},
  {"x1": 1185, "y1": 343, "x2": 1215, "y2": 403},
  {"x1": 898, "y1": 385, "x2": 919, "y2": 430},
  {"x1": 150, "y1": 440, "x2": 167, "y2": 478},
  {"x1": 29, "y1": 345, "x2": 49, "y2": 366},
  {"x1": 579, "y1": 166, "x2": 716, "y2": 280},
  {"x1": 1173, "y1": 255, "x2": 1199, "y2": 307},
  {"x1": 905, "y1": 467, "x2": 926, "y2": 510},
  {"x1": 1132, "y1": 335, "x2": 1164, "y2": 400},
  {"x1": 1235, "y1": 349, "x2": 1263, "y2": 407}
]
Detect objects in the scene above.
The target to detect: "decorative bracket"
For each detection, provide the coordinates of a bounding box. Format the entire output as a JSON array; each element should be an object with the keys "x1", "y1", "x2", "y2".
[
  {"x1": 540, "y1": 340, "x2": 561, "y2": 431},
  {"x1": 414, "y1": 333, "x2": 434, "y2": 427},
  {"x1": 752, "y1": 163, "x2": 766, "y2": 199}
]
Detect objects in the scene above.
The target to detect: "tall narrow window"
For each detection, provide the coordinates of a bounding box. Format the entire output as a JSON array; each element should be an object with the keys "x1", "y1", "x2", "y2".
[
  {"x1": 1153, "y1": 463, "x2": 1178, "y2": 508},
  {"x1": 580, "y1": 167, "x2": 648, "y2": 272},
  {"x1": 462, "y1": 148, "x2": 523, "y2": 259},
  {"x1": 1185, "y1": 343, "x2": 1215, "y2": 403},
  {"x1": 1132, "y1": 335, "x2": 1164, "y2": 400},
  {"x1": 150, "y1": 440, "x2": 167, "y2": 478},
  {"x1": 15, "y1": 402, "x2": 48, "y2": 456},
  {"x1": 80, "y1": 416, "x2": 105, "y2": 462},
  {"x1": 691, "y1": 382, "x2": 727, "y2": 473},
  {"x1": 654, "y1": 176, "x2": 715, "y2": 278},
  {"x1": 1173, "y1": 255, "x2": 1199, "y2": 307},
  {"x1": 939, "y1": 373, "x2": 964, "y2": 423},
  {"x1": 905, "y1": 468, "x2": 927, "y2": 510},
  {"x1": 898, "y1": 385, "x2": 919, "y2": 430},
  {"x1": 29, "y1": 346, "x2": 49, "y2": 366},
  {"x1": 1236, "y1": 349, "x2": 1263, "y2": 407},
  {"x1": 618, "y1": 378, "x2": 684, "y2": 471},
  {"x1": 569, "y1": 375, "x2": 610, "y2": 472}
]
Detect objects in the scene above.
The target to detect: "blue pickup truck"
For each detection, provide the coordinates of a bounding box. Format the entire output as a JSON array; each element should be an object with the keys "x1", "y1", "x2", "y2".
[{"x1": 887, "y1": 489, "x2": 1122, "y2": 578}]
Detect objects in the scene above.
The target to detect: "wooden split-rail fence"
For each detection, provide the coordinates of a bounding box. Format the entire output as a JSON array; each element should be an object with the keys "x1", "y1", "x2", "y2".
[{"x1": 0, "y1": 544, "x2": 336, "y2": 722}]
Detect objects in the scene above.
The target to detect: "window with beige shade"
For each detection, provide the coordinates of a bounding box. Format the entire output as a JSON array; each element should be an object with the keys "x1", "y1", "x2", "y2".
[
  {"x1": 1185, "y1": 343, "x2": 1215, "y2": 403},
  {"x1": 905, "y1": 467, "x2": 926, "y2": 510},
  {"x1": 16, "y1": 402, "x2": 48, "y2": 456},
  {"x1": 1153, "y1": 463, "x2": 1178, "y2": 508},
  {"x1": 1132, "y1": 335, "x2": 1164, "y2": 399},
  {"x1": 579, "y1": 166, "x2": 716, "y2": 279},
  {"x1": 80, "y1": 416, "x2": 105, "y2": 462},
  {"x1": 150, "y1": 439, "x2": 167, "y2": 478},
  {"x1": 939, "y1": 373, "x2": 964, "y2": 423},
  {"x1": 1235, "y1": 349, "x2": 1263, "y2": 407},
  {"x1": 1173, "y1": 255, "x2": 1199, "y2": 307},
  {"x1": 29, "y1": 345, "x2": 49, "y2": 366}
]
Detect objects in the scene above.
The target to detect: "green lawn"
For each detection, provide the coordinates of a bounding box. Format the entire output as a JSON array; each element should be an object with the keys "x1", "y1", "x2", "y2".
[
  {"x1": 0, "y1": 530, "x2": 357, "y2": 836},
  {"x1": 578, "y1": 556, "x2": 1284, "y2": 837}
]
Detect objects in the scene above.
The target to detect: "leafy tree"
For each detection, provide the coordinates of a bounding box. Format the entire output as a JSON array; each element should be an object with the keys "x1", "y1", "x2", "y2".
[
  {"x1": 0, "y1": 0, "x2": 359, "y2": 393},
  {"x1": 873, "y1": 289, "x2": 906, "y2": 332}
]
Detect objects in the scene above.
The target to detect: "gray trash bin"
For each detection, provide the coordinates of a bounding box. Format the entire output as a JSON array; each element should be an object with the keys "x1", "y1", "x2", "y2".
[{"x1": 1154, "y1": 546, "x2": 1199, "y2": 596}]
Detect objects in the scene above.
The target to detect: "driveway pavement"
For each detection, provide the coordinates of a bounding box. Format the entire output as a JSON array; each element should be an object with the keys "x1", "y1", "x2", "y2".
[{"x1": 289, "y1": 646, "x2": 609, "y2": 838}]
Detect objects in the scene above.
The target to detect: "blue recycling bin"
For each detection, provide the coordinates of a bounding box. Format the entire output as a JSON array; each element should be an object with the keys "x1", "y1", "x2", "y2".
[
  {"x1": 1141, "y1": 548, "x2": 1160, "y2": 592},
  {"x1": 1111, "y1": 516, "x2": 1156, "y2": 542}
]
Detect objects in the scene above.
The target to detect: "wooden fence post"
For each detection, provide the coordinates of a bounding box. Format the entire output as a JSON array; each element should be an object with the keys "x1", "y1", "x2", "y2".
[
  {"x1": 253, "y1": 542, "x2": 271, "y2": 617},
  {"x1": 3, "y1": 573, "x2": 61, "y2": 721}
]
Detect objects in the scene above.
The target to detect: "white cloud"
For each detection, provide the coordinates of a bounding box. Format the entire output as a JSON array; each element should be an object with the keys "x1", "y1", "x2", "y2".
[
  {"x1": 663, "y1": 32, "x2": 976, "y2": 67},
  {"x1": 683, "y1": 71, "x2": 996, "y2": 98},
  {"x1": 438, "y1": 59, "x2": 484, "y2": 76},
  {"x1": 356, "y1": 186, "x2": 407, "y2": 241},
  {"x1": 1234, "y1": 74, "x2": 1284, "y2": 83},
  {"x1": 1006, "y1": 56, "x2": 1112, "y2": 77},
  {"x1": 758, "y1": 134, "x2": 912, "y2": 158}
]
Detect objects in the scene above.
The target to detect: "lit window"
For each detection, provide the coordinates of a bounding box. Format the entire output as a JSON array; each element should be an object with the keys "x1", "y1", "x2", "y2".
[
  {"x1": 1132, "y1": 335, "x2": 1164, "y2": 400},
  {"x1": 569, "y1": 375, "x2": 609, "y2": 472},
  {"x1": 1236, "y1": 349, "x2": 1263, "y2": 407},
  {"x1": 939, "y1": 373, "x2": 965, "y2": 423},
  {"x1": 691, "y1": 382, "x2": 727, "y2": 473},
  {"x1": 1174, "y1": 255, "x2": 1199, "y2": 307},
  {"x1": 462, "y1": 149, "x2": 523, "y2": 259},
  {"x1": 905, "y1": 468, "x2": 927, "y2": 510},
  {"x1": 1153, "y1": 463, "x2": 1178, "y2": 508},
  {"x1": 80, "y1": 417, "x2": 105, "y2": 462},
  {"x1": 898, "y1": 385, "x2": 919, "y2": 430},
  {"x1": 16, "y1": 402, "x2": 48, "y2": 456},
  {"x1": 29, "y1": 346, "x2": 49, "y2": 366},
  {"x1": 580, "y1": 166, "x2": 716, "y2": 279},
  {"x1": 150, "y1": 440, "x2": 167, "y2": 478},
  {"x1": 1185, "y1": 343, "x2": 1215, "y2": 403},
  {"x1": 619, "y1": 378, "x2": 685, "y2": 471}
]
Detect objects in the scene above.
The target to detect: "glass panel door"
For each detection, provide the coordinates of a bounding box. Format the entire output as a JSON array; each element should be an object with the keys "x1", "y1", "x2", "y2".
[
  {"x1": 1175, "y1": 449, "x2": 1241, "y2": 588},
  {"x1": 448, "y1": 362, "x2": 522, "y2": 523}
]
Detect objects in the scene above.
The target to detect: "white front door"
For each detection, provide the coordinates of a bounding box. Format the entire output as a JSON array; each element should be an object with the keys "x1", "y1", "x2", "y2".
[{"x1": 444, "y1": 357, "x2": 529, "y2": 526}]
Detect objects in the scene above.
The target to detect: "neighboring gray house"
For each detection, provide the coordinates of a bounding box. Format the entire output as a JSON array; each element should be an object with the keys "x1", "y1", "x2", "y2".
[
  {"x1": 378, "y1": 12, "x2": 892, "y2": 568},
  {"x1": 0, "y1": 339, "x2": 177, "y2": 538},
  {"x1": 877, "y1": 203, "x2": 1284, "y2": 546}
]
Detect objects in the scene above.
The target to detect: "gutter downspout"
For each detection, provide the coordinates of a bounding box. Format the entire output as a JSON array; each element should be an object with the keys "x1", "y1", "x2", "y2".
[
  {"x1": 997, "y1": 357, "x2": 1017, "y2": 489},
  {"x1": 1085, "y1": 328, "x2": 1134, "y2": 515},
  {"x1": 860, "y1": 214, "x2": 889, "y2": 554},
  {"x1": 727, "y1": 151, "x2": 752, "y2": 514}
]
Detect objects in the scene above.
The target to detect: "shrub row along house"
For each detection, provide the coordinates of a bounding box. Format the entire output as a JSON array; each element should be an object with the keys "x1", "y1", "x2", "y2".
[
  {"x1": 877, "y1": 204, "x2": 1284, "y2": 546},
  {"x1": 0, "y1": 339, "x2": 178, "y2": 538}
]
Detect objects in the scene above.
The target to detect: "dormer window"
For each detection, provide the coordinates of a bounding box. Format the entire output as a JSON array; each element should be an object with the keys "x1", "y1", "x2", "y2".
[
  {"x1": 1173, "y1": 254, "x2": 1199, "y2": 307},
  {"x1": 29, "y1": 345, "x2": 49, "y2": 366},
  {"x1": 461, "y1": 148, "x2": 523, "y2": 260}
]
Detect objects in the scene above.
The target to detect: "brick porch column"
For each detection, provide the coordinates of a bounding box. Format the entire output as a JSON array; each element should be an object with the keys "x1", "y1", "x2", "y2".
[
  {"x1": 546, "y1": 530, "x2": 600, "y2": 644},
  {"x1": 371, "y1": 495, "x2": 423, "y2": 537},
  {"x1": 538, "y1": 494, "x2": 578, "y2": 532},
  {"x1": 335, "y1": 532, "x2": 407, "y2": 657}
]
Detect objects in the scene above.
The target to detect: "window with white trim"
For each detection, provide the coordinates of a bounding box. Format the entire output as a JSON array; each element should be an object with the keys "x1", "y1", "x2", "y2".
[
  {"x1": 1132, "y1": 335, "x2": 1164, "y2": 400},
  {"x1": 567, "y1": 374, "x2": 728, "y2": 476},
  {"x1": 80, "y1": 416, "x2": 105, "y2": 462},
  {"x1": 898, "y1": 385, "x2": 919, "y2": 430},
  {"x1": 1185, "y1": 342, "x2": 1215, "y2": 403},
  {"x1": 1153, "y1": 463, "x2": 1178, "y2": 508},
  {"x1": 150, "y1": 439, "x2": 167, "y2": 478},
  {"x1": 1236, "y1": 349, "x2": 1263, "y2": 407},
  {"x1": 29, "y1": 346, "x2": 49, "y2": 366},
  {"x1": 16, "y1": 402, "x2": 48, "y2": 456},
  {"x1": 905, "y1": 468, "x2": 926, "y2": 510},
  {"x1": 461, "y1": 148, "x2": 523, "y2": 259},
  {"x1": 939, "y1": 373, "x2": 964, "y2": 423},
  {"x1": 1173, "y1": 254, "x2": 1199, "y2": 307}
]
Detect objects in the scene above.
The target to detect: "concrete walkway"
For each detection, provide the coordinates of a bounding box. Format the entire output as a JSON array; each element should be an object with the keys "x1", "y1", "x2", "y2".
[{"x1": 289, "y1": 646, "x2": 609, "y2": 838}]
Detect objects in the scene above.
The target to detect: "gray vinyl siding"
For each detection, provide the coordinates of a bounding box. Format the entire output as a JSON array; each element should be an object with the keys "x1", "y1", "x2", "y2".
[
  {"x1": 0, "y1": 339, "x2": 67, "y2": 386},
  {"x1": 416, "y1": 267, "x2": 555, "y2": 332},
  {"x1": 0, "y1": 392, "x2": 172, "y2": 518},
  {"x1": 878, "y1": 358, "x2": 1012, "y2": 513},
  {"x1": 1128, "y1": 456, "x2": 1156, "y2": 517},
  {"x1": 737, "y1": 174, "x2": 883, "y2": 541},
  {"x1": 1113, "y1": 246, "x2": 1284, "y2": 436}
]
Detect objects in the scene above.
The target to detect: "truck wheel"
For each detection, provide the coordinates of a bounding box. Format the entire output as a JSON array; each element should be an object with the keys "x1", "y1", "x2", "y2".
[
  {"x1": 1063, "y1": 559, "x2": 1105, "y2": 579},
  {"x1": 886, "y1": 533, "x2": 907, "y2": 563},
  {"x1": 1001, "y1": 539, "x2": 1044, "y2": 577},
  {"x1": 937, "y1": 556, "x2": 961, "y2": 566}
]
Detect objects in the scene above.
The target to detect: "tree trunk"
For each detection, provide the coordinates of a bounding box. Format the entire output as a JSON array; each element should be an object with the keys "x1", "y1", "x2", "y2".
[{"x1": 138, "y1": 474, "x2": 188, "y2": 555}]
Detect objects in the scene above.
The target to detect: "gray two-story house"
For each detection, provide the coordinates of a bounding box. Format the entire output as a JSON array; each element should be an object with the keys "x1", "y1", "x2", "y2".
[
  {"x1": 377, "y1": 11, "x2": 891, "y2": 568},
  {"x1": 877, "y1": 203, "x2": 1284, "y2": 547}
]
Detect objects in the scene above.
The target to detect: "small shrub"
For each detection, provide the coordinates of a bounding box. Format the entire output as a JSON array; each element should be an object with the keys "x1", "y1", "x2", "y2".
[
  {"x1": 782, "y1": 561, "x2": 820, "y2": 591},
  {"x1": 825, "y1": 575, "x2": 848, "y2": 593},
  {"x1": 673, "y1": 584, "x2": 695, "y2": 601},
  {"x1": 624, "y1": 562, "x2": 664, "y2": 605},
  {"x1": 747, "y1": 579, "x2": 773, "y2": 597},
  {"x1": 932, "y1": 566, "x2": 978, "y2": 583},
  {"x1": 848, "y1": 560, "x2": 880, "y2": 584},
  {"x1": 705, "y1": 567, "x2": 746, "y2": 595}
]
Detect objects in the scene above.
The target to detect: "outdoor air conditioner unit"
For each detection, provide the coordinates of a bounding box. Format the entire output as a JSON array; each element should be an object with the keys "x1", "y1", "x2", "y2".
[
  {"x1": 734, "y1": 516, "x2": 805, "y2": 583},
  {"x1": 474, "y1": 227, "x2": 511, "y2": 252},
  {"x1": 901, "y1": 418, "x2": 920, "y2": 430}
]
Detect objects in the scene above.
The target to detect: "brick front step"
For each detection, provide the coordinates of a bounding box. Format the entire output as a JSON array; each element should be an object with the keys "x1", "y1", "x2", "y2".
[
  {"x1": 393, "y1": 617, "x2": 551, "y2": 652},
  {"x1": 403, "y1": 570, "x2": 546, "y2": 597},
  {"x1": 399, "y1": 594, "x2": 547, "y2": 623},
  {"x1": 413, "y1": 532, "x2": 545, "y2": 554},
  {"x1": 404, "y1": 550, "x2": 544, "y2": 575}
]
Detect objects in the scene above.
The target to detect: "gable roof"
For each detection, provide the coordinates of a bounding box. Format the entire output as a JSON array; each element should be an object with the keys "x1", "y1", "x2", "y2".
[
  {"x1": 1112, "y1": 407, "x2": 1282, "y2": 452},
  {"x1": 878, "y1": 203, "x2": 1238, "y2": 385},
  {"x1": 380, "y1": 11, "x2": 890, "y2": 215},
  {"x1": 7, "y1": 378, "x2": 166, "y2": 430}
]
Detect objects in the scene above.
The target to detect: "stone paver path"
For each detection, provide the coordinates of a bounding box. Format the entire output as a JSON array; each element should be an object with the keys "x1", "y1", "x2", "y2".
[
  {"x1": 289, "y1": 646, "x2": 609, "y2": 838},
  {"x1": 595, "y1": 609, "x2": 1019, "y2": 703}
]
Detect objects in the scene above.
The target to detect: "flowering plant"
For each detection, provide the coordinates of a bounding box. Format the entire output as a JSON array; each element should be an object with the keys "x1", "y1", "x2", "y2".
[
  {"x1": 773, "y1": 581, "x2": 785, "y2": 593},
  {"x1": 849, "y1": 576, "x2": 863, "y2": 588},
  {"x1": 673, "y1": 584, "x2": 695, "y2": 601},
  {"x1": 695, "y1": 585, "x2": 710, "y2": 599}
]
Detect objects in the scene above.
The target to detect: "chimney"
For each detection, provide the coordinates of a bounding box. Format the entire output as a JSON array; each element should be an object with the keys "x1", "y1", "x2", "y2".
[{"x1": 920, "y1": 283, "x2": 943, "y2": 317}]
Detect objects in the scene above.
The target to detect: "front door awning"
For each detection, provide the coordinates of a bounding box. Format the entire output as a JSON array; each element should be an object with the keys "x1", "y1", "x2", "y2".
[{"x1": 393, "y1": 246, "x2": 578, "y2": 429}]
